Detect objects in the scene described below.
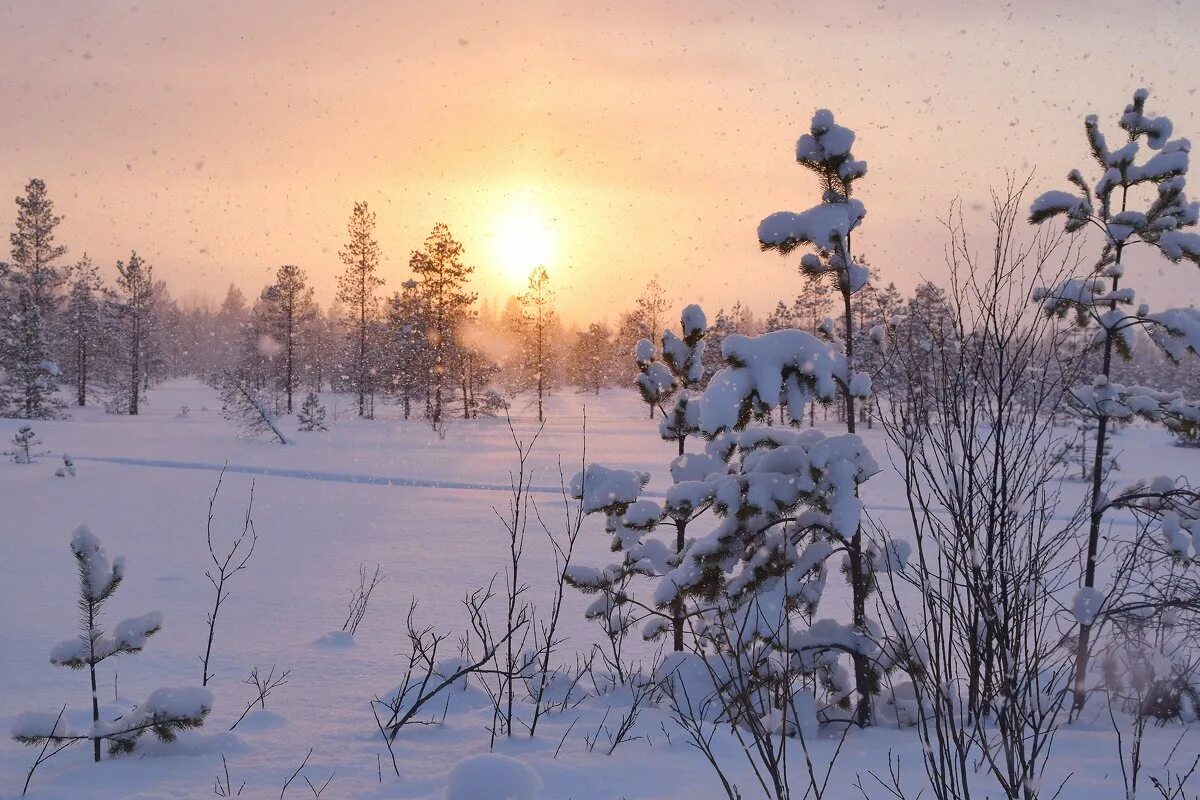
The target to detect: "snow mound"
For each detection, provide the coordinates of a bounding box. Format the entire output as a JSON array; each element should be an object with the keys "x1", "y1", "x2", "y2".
[
  {"x1": 313, "y1": 630, "x2": 356, "y2": 649},
  {"x1": 445, "y1": 753, "x2": 541, "y2": 800}
]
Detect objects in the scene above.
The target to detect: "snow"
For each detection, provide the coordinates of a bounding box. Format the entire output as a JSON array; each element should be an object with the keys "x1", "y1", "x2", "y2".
[
  {"x1": 4, "y1": 380, "x2": 1200, "y2": 799},
  {"x1": 70, "y1": 525, "x2": 124, "y2": 601},
  {"x1": 757, "y1": 201, "x2": 866, "y2": 253},
  {"x1": 445, "y1": 753, "x2": 542, "y2": 800},
  {"x1": 1072, "y1": 587, "x2": 1105, "y2": 626}
]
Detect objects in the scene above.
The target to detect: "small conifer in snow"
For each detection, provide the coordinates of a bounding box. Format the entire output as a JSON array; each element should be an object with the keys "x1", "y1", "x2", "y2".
[
  {"x1": 297, "y1": 391, "x2": 328, "y2": 432},
  {"x1": 12, "y1": 527, "x2": 211, "y2": 762},
  {"x1": 7, "y1": 425, "x2": 44, "y2": 464}
]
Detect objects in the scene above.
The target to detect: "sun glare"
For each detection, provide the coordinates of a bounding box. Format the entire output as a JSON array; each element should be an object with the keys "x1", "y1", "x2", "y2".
[{"x1": 491, "y1": 193, "x2": 557, "y2": 286}]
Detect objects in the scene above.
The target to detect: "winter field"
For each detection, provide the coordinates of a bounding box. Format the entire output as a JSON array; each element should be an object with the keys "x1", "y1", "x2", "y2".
[{"x1": 3, "y1": 380, "x2": 1200, "y2": 800}]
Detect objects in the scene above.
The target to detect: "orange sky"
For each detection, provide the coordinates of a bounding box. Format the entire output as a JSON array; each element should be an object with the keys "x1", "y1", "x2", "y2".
[{"x1": 3, "y1": 0, "x2": 1199, "y2": 323}]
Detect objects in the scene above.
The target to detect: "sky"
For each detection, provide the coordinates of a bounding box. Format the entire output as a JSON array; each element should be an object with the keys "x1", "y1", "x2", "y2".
[{"x1": 2, "y1": 0, "x2": 1200, "y2": 323}]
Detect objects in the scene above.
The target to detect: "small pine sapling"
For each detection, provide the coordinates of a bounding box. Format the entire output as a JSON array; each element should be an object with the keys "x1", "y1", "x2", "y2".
[
  {"x1": 297, "y1": 391, "x2": 328, "y2": 432},
  {"x1": 12, "y1": 527, "x2": 211, "y2": 764},
  {"x1": 7, "y1": 426, "x2": 45, "y2": 464}
]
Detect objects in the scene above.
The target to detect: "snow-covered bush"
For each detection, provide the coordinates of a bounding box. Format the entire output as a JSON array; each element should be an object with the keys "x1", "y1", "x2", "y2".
[
  {"x1": 54, "y1": 453, "x2": 76, "y2": 478},
  {"x1": 297, "y1": 391, "x2": 327, "y2": 432},
  {"x1": 12, "y1": 527, "x2": 211, "y2": 765}
]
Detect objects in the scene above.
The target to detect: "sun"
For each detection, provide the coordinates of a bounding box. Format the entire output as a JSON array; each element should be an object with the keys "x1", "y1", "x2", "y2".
[{"x1": 491, "y1": 193, "x2": 558, "y2": 286}]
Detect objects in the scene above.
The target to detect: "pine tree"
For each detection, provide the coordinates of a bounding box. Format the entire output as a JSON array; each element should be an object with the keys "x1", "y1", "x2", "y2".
[
  {"x1": 570, "y1": 322, "x2": 617, "y2": 395},
  {"x1": 220, "y1": 375, "x2": 290, "y2": 444},
  {"x1": 1029, "y1": 89, "x2": 1200, "y2": 713},
  {"x1": 336, "y1": 202, "x2": 384, "y2": 418},
  {"x1": 212, "y1": 284, "x2": 250, "y2": 380},
  {"x1": 110, "y1": 252, "x2": 155, "y2": 415},
  {"x1": 1, "y1": 283, "x2": 63, "y2": 418},
  {"x1": 7, "y1": 425, "x2": 43, "y2": 463},
  {"x1": 259, "y1": 264, "x2": 317, "y2": 413},
  {"x1": 513, "y1": 266, "x2": 556, "y2": 422},
  {"x1": 758, "y1": 108, "x2": 878, "y2": 726},
  {"x1": 2, "y1": 179, "x2": 70, "y2": 418},
  {"x1": 386, "y1": 279, "x2": 429, "y2": 420},
  {"x1": 408, "y1": 224, "x2": 476, "y2": 424},
  {"x1": 297, "y1": 391, "x2": 327, "y2": 432},
  {"x1": 10, "y1": 178, "x2": 69, "y2": 317},
  {"x1": 63, "y1": 257, "x2": 106, "y2": 407},
  {"x1": 12, "y1": 528, "x2": 210, "y2": 763}
]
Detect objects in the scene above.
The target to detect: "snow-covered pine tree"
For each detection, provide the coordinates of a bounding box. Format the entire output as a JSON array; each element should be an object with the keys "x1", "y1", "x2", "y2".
[
  {"x1": 757, "y1": 107, "x2": 879, "y2": 725},
  {"x1": 408, "y1": 224, "x2": 476, "y2": 424},
  {"x1": 63, "y1": 255, "x2": 107, "y2": 408},
  {"x1": 7, "y1": 425, "x2": 44, "y2": 463},
  {"x1": 220, "y1": 375, "x2": 290, "y2": 444},
  {"x1": 259, "y1": 264, "x2": 318, "y2": 414},
  {"x1": 1, "y1": 283, "x2": 64, "y2": 418},
  {"x1": 2, "y1": 179, "x2": 71, "y2": 418},
  {"x1": 9, "y1": 178, "x2": 69, "y2": 317},
  {"x1": 567, "y1": 318, "x2": 882, "y2": 712},
  {"x1": 1030, "y1": 89, "x2": 1200, "y2": 713},
  {"x1": 12, "y1": 527, "x2": 211, "y2": 762},
  {"x1": 108, "y1": 252, "x2": 156, "y2": 415},
  {"x1": 700, "y1": 303, "x2": 757, "y2": 382},
  {"x1": 297, "y1": 391, "x2": 327, "y2": 432},
  {"x1": 337, "y1": 202, "x2": 385, "y2": 419}
]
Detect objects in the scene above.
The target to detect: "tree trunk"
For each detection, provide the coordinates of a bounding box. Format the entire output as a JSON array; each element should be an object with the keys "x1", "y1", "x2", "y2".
[{"x1": 130, "y1": 315, "x2": 140, "y2": 415}]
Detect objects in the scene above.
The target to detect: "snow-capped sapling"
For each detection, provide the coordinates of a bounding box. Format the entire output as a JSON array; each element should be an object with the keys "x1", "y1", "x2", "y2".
[
  {"x1": 1030, "y1": 88, "x2": 1200, "y2": 713},
  {"x1": 7, "y1": 425, "x2": 45, "y2": 464},
  {"x1": 297, "y1": 391, "x2": 328, "y2": 432},
  {"x1": 12, "y1": 527, "x2": 211, "y2": 763}
]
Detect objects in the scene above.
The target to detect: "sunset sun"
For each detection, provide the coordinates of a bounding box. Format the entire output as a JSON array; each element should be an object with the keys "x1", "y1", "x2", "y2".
[{"x1": 491, "y1": 193, "x2": 558, "y2": 285}]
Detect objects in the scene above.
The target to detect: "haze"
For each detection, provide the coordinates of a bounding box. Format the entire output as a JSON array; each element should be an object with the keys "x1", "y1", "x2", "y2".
[{"x1": 3, "y1": 0, "x2": 1199, "y2": 320}]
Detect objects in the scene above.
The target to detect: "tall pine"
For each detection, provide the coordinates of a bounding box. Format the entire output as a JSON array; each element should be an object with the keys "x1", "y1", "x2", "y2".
[
  {"x1": 408, "y1": 224, "x2": 475, "y2": 424},
  {"x1": 336, "y1": 203, "x2": 384, "y2": 418}
]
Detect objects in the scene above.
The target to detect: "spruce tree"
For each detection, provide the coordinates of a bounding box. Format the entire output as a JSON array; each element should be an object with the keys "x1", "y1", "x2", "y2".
[
  {"x1": 336, "y1": 202, "x2": 384, "y2": 418},
  {"x1": 297, "y1": 390, "x2": 327, "y2": 432}
]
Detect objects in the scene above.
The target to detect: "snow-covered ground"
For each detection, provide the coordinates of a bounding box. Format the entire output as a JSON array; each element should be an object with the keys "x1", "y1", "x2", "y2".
[{"x1": 2, "y1": 379, "x2": 1199, "y2": 799}]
